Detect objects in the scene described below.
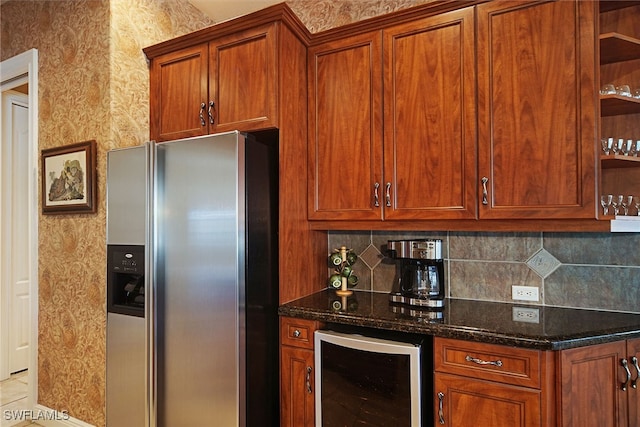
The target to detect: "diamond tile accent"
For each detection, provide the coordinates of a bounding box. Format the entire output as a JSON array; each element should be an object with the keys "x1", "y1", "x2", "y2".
[
  {"x1": 359, "y1": 244, "x2": 382, "y2": 269},
  {"x1": 526, "y1": 248, "x2": 561, "y2": 279}
]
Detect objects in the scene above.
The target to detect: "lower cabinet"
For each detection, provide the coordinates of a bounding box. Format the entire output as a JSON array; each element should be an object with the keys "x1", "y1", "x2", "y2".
[
  {"x1": 436, "y1": 336, "x2": 640, "y2": 427},
  {"x1": 280, "y1": 317, "x2": 321, "y2": 427},
  {"x1": 559, "y1": 339, "x2": 640, "y2": 427},
  {"x1": 279, "y1": 329, "x2": 640, "y2": 427},
  {"x1": 434, "y1": 373, "x2": 541, "y2": 427},
  {"x1": 434, "y1": 337, "x2": 551, "y2": 427}
]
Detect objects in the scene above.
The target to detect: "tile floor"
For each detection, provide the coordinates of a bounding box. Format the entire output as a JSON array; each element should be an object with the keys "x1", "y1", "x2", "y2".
[{"x1": 0, "y1": 371, "x2": 41, "y2": 427}]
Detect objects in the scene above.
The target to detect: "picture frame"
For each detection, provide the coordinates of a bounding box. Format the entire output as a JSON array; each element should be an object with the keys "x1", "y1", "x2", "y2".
[{"x1": 41, "y1": 140, "x2": 97, "y2": 214}]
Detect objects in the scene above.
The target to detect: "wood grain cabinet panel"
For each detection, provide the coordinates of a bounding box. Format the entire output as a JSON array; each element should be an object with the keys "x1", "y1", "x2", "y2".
[
  {"x1": 476, "y1": 0, "x2": 597, "y2": 219},
  {"x1": 383, "y1": 7, "x2": 477, "y2": 220},
  {"x1": 149, "y1": 44, "x2": 210, "y2": 142},
  {"x1": 148, "y1": 23, "x2": 277, "y2": 142},
  {"x1": 560, "y1": 339, "x2": 640, "y2": 427},
  {"x1": 308, "y1": 31, "x2": 384, "y2": 220},
  {"x1": 308, "y1": 7, "x2": 476, "y2": 221},
  {"x1": 280, "y1": 317, "x2": 319, "y2": 427},
  {"x1": 435, "y1": 372, "x2": 542, "y2": 427}
]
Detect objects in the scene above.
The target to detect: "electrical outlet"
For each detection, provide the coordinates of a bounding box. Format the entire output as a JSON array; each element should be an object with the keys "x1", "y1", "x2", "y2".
[
  {"x1": 512, "y1": 285, "x2": 539, "y2": 302},
  {"x1": 512, "y1": 307, "x2": 540, "y2": 323}
]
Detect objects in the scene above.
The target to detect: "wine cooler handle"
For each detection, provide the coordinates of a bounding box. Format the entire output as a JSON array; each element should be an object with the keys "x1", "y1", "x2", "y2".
[
  {"x1": 199, "y1": 102, "x2": 206, "y2": 126},
  {"x1": 481, "y1": 177, "x2": 489, "y2": 205},
  {"x1": 374, "y1": 182, "x2": 380, "y2": 207},
  {"x1": 622, "y1": 358, "x2": 632, "y2": 391},
  {"x1": 437, "y1": 392, "x2": 445, "y2": 424},
  {"x1": 306, "y1": 366, "x2": 312, "y2": 394}
]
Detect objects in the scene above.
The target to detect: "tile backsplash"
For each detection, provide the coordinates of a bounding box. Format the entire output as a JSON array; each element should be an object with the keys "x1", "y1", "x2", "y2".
[{"x1": 328, "y1": 231, "x2": 640, "y2": 313}]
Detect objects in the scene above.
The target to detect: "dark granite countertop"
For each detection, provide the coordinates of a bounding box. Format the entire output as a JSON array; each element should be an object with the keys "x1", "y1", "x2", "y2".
[{"x1": 278, "y1": 290, "x2": 640, "y2": 350}]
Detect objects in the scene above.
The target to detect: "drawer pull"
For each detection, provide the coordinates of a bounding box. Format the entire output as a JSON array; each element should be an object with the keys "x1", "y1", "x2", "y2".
[
  {"x1": 374, "y1": 182, "x2": 380, "y2": 207},
  {"x1": 631, "y1": 356, "x2": 639, "y2": 389},
  {"x1": 207, "y1": 100, "x2": 215, "y2": 125},
  {"x1": 622, "y1": 358, "x2": 632, "y2": 391},
  {"x1": 306, "y1": 366, "x2": 312, "y2": 394},
  {"x1": 292, "y1": 329, "x2": 301, "y2": 338},
  {"x1": 437, "y1": 392, "x2": 445, "y2": 424},
  {"x1": 465, "y1": 355, "x2": 503, "y2": 367}
]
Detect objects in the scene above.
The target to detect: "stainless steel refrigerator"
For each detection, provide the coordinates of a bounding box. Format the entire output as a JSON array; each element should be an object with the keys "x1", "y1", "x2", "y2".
[{"x1": 106, "y1": 131, "x2": 280, "y2": 427}]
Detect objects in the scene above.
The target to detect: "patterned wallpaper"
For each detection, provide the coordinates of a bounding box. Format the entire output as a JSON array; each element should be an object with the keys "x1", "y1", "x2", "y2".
[{"x1": 1, "y1": 1, "x2": 213, "y2": 425}]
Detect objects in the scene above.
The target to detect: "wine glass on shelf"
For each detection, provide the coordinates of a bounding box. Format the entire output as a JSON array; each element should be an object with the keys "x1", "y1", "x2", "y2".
[
  {"x1": 601, "y1": 194, "x2": 613, "y2": 216},
  {"x1": 634, "y1": 196, "x2": 640, "y2": 216},
  {"x1": 621, "y1": 195, "x2": 633, "y2": 216},
  {"x1": 612, "y1": 139, "x2": 621, "y2": 155},
  {"x1": 611, "y1": 194, "x2": 624, "y2": 215},
  {"x1": 601, "y1": 138, "x2": 611, "y2": 155}
]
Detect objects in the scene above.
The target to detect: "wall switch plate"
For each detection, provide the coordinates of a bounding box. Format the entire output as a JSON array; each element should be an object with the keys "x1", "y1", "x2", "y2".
[
  {"x1": 512, "y1": 285, "x2": 539, "y2": 302},
  {"x1": 512, "y1": 307, "x2": 540, "y2": 323}
]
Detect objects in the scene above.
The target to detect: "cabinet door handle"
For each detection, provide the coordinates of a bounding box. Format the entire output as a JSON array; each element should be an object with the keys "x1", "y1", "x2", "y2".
[
  {"x1": 305, "y1": 366, "x2": 312, "y2": 394},
  {"x1": 481, "y1": 177, "x2": 489, "y2": 205},
  {"x1": 374, "y1": 182, "x2": 380, "y2": 207},
  {"x1": 465, "y1": 355, "x2": 503, "y2": 367},
  {"x1": 631, "y1": 356, "x2": 639, "y2": 389},
  {"x1": 621, "y1": 358, "x2": 632, "y2": 391},
  {"x1": 199, "y1": 102, "x2": 206, "y2": 126},
  {"x1": 437, "y1": 392, "x2": 445, "y2": 424},
  {"x1": 385, "y1": 182, "x2": 391, "y2": 207},
  {"x1": 208, "y1": 100, "x2": 215, "y2": 125}
]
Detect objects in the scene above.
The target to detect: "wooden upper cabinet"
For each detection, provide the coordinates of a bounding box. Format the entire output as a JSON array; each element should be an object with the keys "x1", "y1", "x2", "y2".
[
  {"x1": 148, "y1": 23, "x2": 278, "y2": 142},
  {"x1": 476, "y1": 0, "x2": 598, "y2": 219},
  {"x1": 308, "y1": 7, "x2": 476, "y2": 221},
  {"x1": 210, "y1": 23, "x2": 278, "y2": 132},
  {"x1": 383, "y1": 7, "x2": 476, "y2": 220},
  {"x1": 308, "y1": 31, "x2": 384, "y2": 220},
  {"x1": 149, "y1": 44, "x2": 209, "y2": 142}
]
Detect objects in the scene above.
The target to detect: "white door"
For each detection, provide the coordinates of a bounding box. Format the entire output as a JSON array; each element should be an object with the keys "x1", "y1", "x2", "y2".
[{"x1": 1, "y1": 90, "x2": 30, "y2": 376}]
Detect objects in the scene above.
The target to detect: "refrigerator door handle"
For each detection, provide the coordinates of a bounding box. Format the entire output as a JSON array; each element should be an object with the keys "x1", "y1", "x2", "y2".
[{"x1": 145, "y1": 141, "x2": 157, "y2": 427}]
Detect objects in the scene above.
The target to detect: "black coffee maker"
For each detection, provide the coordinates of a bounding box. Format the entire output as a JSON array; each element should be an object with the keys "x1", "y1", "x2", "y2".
[{"x1": 386, "y1": 239, "x2": 445, "y2": 308}]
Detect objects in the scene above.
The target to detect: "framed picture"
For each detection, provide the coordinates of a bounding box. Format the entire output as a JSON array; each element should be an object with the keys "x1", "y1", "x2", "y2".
[{"x1": 41, "y1": 140, "x2": 97, "y2": 214}]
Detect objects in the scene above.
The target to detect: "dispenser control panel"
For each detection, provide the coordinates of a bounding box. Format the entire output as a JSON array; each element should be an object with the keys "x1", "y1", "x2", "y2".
[{"x1": 112, "y1": 250, "x2": 143, "y2": 274}]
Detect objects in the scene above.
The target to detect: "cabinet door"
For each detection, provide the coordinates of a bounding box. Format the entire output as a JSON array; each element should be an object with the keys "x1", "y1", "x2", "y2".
[
  {"x1": 308, "y1": 31, "x2": 384, "y2": 220},
  {"x1": 280, "y1": 346, "x2": 315, "y2": 427},
  {"x1": 210, "y1": 23, "x2": 277, "y2": 132},
  {"x1": 627, "y1": 339, "x2": 640, "y2": 426},
  {"x1": 435, "y1": 373, "x2": 541, "y2": 427},
  {"x1": 560, "y1": 340, "x2": 629, "y2": 427},
  {"x1": 383, "y1": 7, "x2": 477, "y2": 220},
  {"x1": 149, "y1": 44, "x2": 209, "y2": 142},
  {"x1": 477, "y1": 0, "x2": 597, "y2": 219}
]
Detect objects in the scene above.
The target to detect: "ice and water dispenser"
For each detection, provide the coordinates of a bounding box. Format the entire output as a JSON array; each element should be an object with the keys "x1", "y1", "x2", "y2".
[{"x1": 107, "y1": 244, "x2": 144, "y2": 317}]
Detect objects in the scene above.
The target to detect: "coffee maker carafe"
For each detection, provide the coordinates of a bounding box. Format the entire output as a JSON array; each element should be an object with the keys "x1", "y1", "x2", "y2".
[{"x1": 386, "y1": 239, "x2": 445, "y2": 308}]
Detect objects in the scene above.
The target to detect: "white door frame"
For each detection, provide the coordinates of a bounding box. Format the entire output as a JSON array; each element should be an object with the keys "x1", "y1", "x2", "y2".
[{"x1": 0, "y1": 48, "x2": 39, "y2": 409}]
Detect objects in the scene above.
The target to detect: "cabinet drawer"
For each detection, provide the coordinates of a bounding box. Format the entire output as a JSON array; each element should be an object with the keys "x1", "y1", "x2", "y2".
[
  {"x1": 280, "y1": 317, "x2": 319, "y2": 350},
  {"x1": 434, "y1": 337, "x2": 542, "y2": 388}
]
